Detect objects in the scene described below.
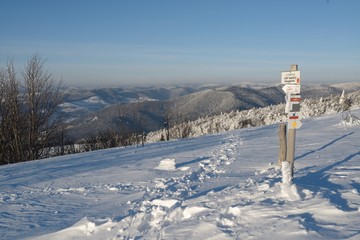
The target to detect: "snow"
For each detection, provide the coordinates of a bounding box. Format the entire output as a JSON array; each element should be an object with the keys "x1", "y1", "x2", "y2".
[
  {"x1": 1, "y1": 109, "x2": 360, "y2": 239},
  {"x1": 155, "y1": 158, "x2": 176, "y2": 171},
  {"x1": 339, "y1": 112, "x2": 360, "y2": 127}
]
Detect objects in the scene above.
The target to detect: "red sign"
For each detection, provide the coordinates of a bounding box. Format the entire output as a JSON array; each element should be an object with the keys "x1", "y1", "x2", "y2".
[{"x1": 290, "y1": 97, "x2": 302, "y2": 102}]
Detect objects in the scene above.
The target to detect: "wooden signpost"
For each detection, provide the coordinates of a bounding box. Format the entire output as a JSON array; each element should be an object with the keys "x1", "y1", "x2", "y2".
[{"x1": 280, "y1": 64, "x2": 302, "y2": 179}]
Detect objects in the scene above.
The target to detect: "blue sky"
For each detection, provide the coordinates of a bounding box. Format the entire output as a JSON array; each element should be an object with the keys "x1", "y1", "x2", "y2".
[{"x1": 1, "y1": 0, "x2": 359, "y2": 86}]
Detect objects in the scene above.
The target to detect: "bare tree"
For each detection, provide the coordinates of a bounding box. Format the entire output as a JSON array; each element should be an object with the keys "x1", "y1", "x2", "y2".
[
  {"x1": 163, "y1": 102, "x2": 178, "y2": 141},
  {"x1": 22, "y1": 55, "x2": 65, "y2": 161},
  {"x1": 131, "y1": 102, "x2": 147, "y2": 146},
  {"x1": 0, "y1": 61, "x2": 24, "y2": 164}
]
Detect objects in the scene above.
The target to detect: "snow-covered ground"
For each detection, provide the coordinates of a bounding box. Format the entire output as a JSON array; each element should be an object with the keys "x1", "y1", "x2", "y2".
[{"x1": 1, "y1": 110, "x2": 359, "y2": 239}]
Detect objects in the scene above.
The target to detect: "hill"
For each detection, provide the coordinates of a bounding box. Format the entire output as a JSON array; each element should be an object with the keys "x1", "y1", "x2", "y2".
[
  {"x1": 62, "y1": 83, "x2": 359, "y2": 141},
  {"x1": 63, "y1": 85, "x2": 285, "y2": 140},
  {"x1": 61, "y1": 84, "x2": 204, "y2": 122},
  {"x1": 1, "y1": 108, "x2": 359, "y2": 239}
]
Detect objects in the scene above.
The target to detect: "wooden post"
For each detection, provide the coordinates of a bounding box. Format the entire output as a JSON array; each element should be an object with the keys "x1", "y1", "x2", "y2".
[
  {"x1": 286, "y1": 128, "x2": 296, "y2": 177},
  {"x1": 290, "y1": 64, "x2": 298, "y2": 71},
  {"x1": 281, "y1": 64, "x2": 301, "y2": 181},
  {"x1": 278, "y1": 123, "x2": 287, "y2": 166},
  {"x1": 286, "y1": 63, "x2": 298, "y2": 177}
]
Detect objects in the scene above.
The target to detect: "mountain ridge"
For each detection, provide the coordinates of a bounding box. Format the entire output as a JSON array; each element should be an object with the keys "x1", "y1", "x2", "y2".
[{"x1": 61, "y1": 83, "x2": 360, "y2": 141}]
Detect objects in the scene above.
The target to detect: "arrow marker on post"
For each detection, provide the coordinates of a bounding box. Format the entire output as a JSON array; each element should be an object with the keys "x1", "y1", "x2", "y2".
[{"x1": 282, "y1": 84, "x2": 301, "y2": 95}]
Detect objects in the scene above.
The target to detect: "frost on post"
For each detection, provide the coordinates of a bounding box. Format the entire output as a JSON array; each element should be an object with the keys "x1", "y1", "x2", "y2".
[
  {"x1": 281, "y1": 161, "x2": 292, "y2": 184},
  {"x1": 281, "y1": 161, "x2": 301, "y2": 201}
]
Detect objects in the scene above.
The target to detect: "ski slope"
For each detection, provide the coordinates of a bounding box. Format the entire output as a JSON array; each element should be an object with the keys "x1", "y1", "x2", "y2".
[{"x1": 0, "y1": 110, "x2": 359, "y2": 239}]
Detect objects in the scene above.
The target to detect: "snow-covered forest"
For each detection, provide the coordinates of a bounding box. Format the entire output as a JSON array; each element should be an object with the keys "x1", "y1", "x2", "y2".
[{"x1": 147, "y1": 92, "x2": 360, "y2": 142}]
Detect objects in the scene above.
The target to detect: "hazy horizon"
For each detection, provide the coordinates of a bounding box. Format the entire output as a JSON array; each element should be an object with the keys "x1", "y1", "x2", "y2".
[{"x1": 1, "y1": 1, "x2": 359, "y2": 87}]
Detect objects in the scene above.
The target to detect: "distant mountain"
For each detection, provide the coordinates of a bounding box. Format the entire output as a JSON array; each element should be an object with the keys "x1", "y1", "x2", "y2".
[
  {"x1": 330, "y1": 82, "x2": 360, "y2": 92},
  {"x1": 172, "y1": 85, "x2": 285, "y2": 121},
  {"x1": 61, "y1": 85, "x2": 204, "y2": 121},
  {"x1": 63, "y1": 84, "x2": 285, "y2": 140},
  {"x1": 62, "y1": 83, "x2": 360, "y2": 141},
  {"x1": 66, "y1": 100, "x2": 170, "y2": 140},
  {"x1": 61, "y1": 84, "x2": 224, "y2": 139},
  {"x1": 300, "y1": 85, "x2": 341, "y2": 99}
]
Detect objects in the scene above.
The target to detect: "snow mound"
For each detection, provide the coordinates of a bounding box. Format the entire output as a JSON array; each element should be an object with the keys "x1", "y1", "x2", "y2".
[
  {"x1": 182, "y1": 206, "x2": 209, "y2": 219},
  {"x1": 35, "y1": 217, "x2": 115, "y2": 240},
  {"x1": 339, "y1": 113, "x2": 360, "y2": 127},
  {"x1": 155, "y1": 158, "x2": 176, "y2": 171},
  {"x1": 150, "y1": 199, "x2": 179, "y2": 209}
]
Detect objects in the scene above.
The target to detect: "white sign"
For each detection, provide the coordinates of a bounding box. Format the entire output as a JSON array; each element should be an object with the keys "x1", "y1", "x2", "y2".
[
  {"x1": 288, "y1": 119, "x2": 302, "y2": 129},
  {"x1": 282, "y1": 84, "x2": 301, "y2": 94},
  {"x1": 288, "y1": 112, "x2": 302, "y2": 121},
  {"x1": 281, "y1": 71, "x2": 300, "y2": 85},
  {"x1": 288, "y1": 112, "x2": 302, "y2": 129}
]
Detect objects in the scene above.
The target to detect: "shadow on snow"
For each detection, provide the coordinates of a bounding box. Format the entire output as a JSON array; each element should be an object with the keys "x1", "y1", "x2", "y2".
[
  {"x1": 295, "y1": 132, "x2": 354, "y2": 161},
  {"x1": 295, "y1": 150, "x2": 360, "y2": 212}
]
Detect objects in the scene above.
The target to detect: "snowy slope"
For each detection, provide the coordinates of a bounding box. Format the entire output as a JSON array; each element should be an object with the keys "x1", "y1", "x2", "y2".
[{"x1": 1, "y1": 110, "x2": 360, "y2": 239}]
